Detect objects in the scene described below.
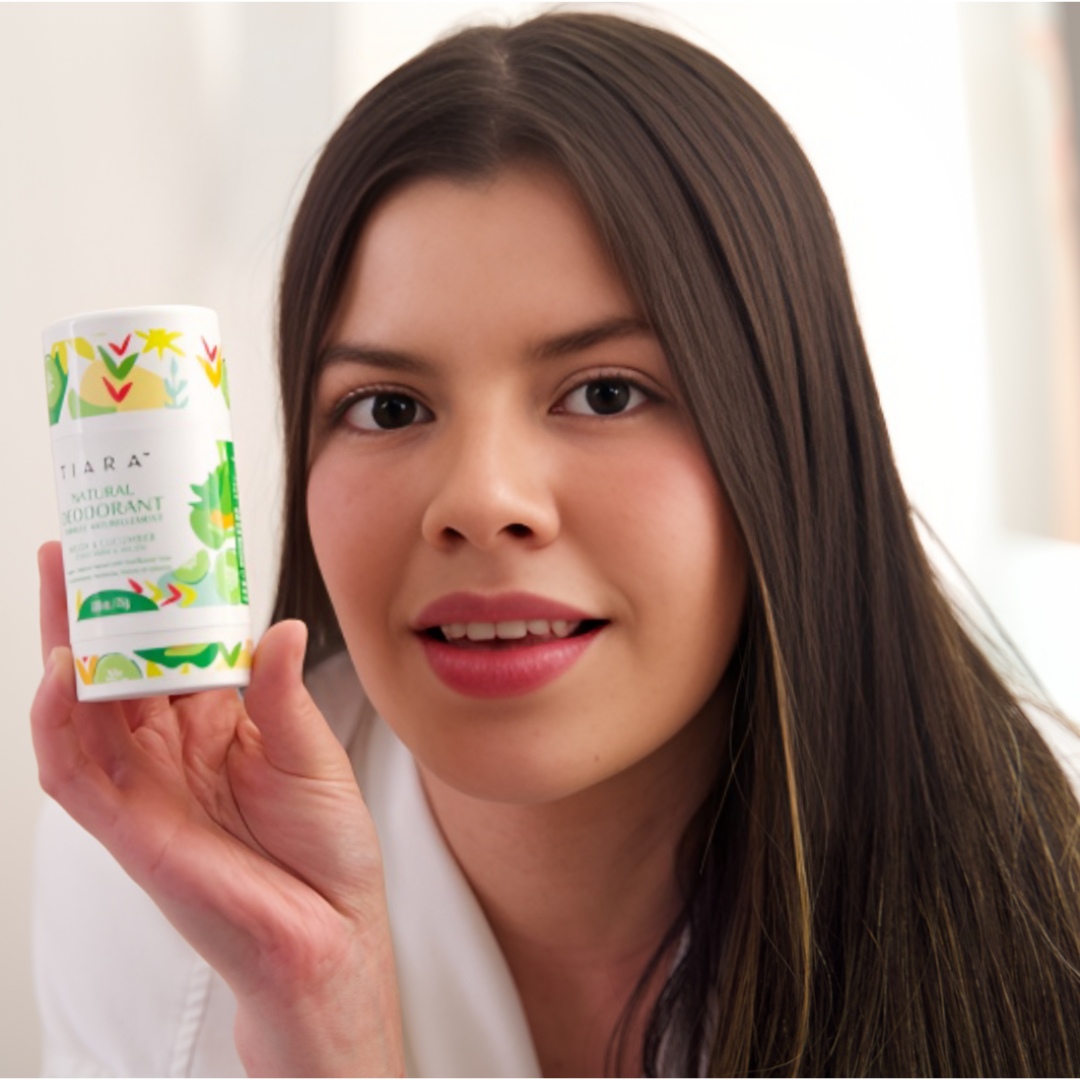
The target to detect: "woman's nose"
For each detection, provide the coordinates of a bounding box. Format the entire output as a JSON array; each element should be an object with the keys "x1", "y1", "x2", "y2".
[{"x1": 420, "y1": 416, "x2": 560, "y2": 552}]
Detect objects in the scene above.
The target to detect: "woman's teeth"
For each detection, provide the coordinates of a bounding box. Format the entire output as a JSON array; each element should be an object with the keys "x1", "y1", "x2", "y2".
[{"x1": 440, "y1": 619, "x2": 579, "y2": 642}]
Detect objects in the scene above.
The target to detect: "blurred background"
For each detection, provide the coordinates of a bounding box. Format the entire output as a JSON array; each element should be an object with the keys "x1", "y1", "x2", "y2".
[{"x1": 2, "y1": 3, "x2": 1078, "y2": 1074}]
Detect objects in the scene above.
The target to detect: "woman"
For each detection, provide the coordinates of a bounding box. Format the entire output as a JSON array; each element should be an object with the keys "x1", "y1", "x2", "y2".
[{"x1": 33, "y1": 11, "x2": 1080, "y2": 1077}]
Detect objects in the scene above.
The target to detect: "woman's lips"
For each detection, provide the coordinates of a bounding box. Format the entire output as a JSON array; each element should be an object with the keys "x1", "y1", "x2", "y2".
[
  {"x1": 417, "y1": 623, "x2": 605, "y2": 698},
  {"x1": 411, "y1": 592, "x2": 606, "y2": 698},
  {"x1": 412, "y1": 590, "x2": 595, "y2": 628}
]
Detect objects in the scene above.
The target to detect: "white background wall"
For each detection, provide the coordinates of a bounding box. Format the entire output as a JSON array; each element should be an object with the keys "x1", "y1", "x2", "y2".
[{"x1": 2, "y1": 4, "x2": 1077, "y2": 1076}]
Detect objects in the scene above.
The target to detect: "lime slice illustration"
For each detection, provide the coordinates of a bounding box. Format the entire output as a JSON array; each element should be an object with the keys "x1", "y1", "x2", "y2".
[
  {"x1": 135, "y1": 643, "x2": 220, "y2": 670},
  {"x1": 174, "y1": 550, "x2": 211, "y2": 585},
  {"x1": 93, "y1": 654, "x2": 142, "y2": 684},
  {"x1": 215, "y1": 549, "x2": 242, "y2": 604},
  {"x1": 45, "y1": 352, "x2": 68, "y2": 425}
]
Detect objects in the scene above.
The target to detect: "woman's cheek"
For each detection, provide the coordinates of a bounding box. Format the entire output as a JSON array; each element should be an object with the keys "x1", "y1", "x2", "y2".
[{"x1": 307, "y1": 451, "x2": 416, "y2": 615}]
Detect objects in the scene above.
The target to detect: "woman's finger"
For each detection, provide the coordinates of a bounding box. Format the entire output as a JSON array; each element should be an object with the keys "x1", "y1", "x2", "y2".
[
  {"x1": 31, "y1": 646, "x2": 120, "y2": 832},
  {"x1": 242, "y1": 620, "x2": 350, "y2": 778},
  {"x1": 38, "y1": 541, "x2": 69, "y2": 667},
  {"x1": 39, "y1": 540, "x2": 170, "y2": 742},
  {"x1": 70, "y1": 692, "x2": 147, "y2": 777}
]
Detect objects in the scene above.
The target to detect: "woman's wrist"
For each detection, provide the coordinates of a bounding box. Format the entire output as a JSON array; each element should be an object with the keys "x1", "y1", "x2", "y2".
[{"x1": 232, "y1": 919, "x2": 404, "y2": 1078}]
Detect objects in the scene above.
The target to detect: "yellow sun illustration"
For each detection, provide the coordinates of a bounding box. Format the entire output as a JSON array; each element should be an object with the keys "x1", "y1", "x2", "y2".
[{"x1": 136, "y1": 328, "x2": 185, "y2": 359}]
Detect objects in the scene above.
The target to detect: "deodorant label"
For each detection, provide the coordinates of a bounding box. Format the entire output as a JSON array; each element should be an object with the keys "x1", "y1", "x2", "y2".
[
  {"x1": 44, "y1": 305, "x2": 254, "y2": 702},
  {"x1": 52, "y1": 425, "x2": 248, "y2": 631}
]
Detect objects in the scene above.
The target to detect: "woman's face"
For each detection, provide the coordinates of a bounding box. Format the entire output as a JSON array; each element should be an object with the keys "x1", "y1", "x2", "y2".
[{"x1": 308, "y1": 166, "x2": 748, "y2": 804}]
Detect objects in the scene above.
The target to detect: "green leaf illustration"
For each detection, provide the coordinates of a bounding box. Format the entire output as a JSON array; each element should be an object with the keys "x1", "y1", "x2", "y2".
[
  {"x1": 220, "y1": 642, "x2": 243, "y2": 667},
  {"x1": 164, "y1": 358, "x2": 189, "y2": 408},
  {"x1": 134, "y1": 643, "x2": 219, "y2": 670},
  {"x1": 189, "y1": 448, "x2": 237, "y2": 549},
  {"x1": 97, "y1": 346, "x2": 139, "y2": 381},
  {"x1": 45, "y1": 351, "x2": 68, "y2": 426}
]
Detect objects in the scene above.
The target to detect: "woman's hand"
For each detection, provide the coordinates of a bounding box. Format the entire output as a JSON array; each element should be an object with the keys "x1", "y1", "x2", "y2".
[{"x1": 31, "y1": 541, "x2": 404, "y2": 1077}]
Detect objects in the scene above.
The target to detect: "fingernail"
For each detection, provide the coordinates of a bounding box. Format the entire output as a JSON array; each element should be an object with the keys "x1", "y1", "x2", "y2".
[
  {"x1": 48, "y1": 647, "x2": 73, "y2": 693},
  {"x1": 294, "y1": 620, "x2": 309, "y2": 663},
  {"x1": 43, "y1": 648, "x2": 56, "y2": 681}
]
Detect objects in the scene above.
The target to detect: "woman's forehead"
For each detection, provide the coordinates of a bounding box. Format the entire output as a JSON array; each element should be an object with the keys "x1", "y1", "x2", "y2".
[{"x1": 328, "y1": 166, "x2": 644, "y2": 352}]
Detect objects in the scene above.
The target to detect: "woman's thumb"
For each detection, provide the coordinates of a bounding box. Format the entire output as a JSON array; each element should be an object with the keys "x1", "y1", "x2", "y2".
[{"x1": 242, "y1": 621, "x2": 349, "y2": 777}]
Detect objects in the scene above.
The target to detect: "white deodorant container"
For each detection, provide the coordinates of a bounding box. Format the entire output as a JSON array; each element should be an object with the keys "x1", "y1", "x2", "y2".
[{"x1": 43, "y1": 306, "x2": 253, "y2": 701}]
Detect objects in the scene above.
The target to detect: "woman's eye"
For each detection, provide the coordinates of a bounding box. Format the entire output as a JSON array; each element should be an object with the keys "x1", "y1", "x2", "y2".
[
  {"x1": 559, "y1": 378, "x2": 649, "y2": 416},
  {"x1": 342, "y1": 392, "x2": 432, "y2": 431}
]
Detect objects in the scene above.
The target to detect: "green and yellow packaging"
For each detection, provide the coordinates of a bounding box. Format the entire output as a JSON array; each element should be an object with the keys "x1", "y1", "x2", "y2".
[{"x1": 43, "y1": 306, "x2": 253, "y2": 701}]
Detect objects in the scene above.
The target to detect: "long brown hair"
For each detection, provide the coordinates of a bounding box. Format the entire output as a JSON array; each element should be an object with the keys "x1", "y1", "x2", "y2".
[{"x1": 272, "y1": 12, "x2": 1080, "y2": 1075}]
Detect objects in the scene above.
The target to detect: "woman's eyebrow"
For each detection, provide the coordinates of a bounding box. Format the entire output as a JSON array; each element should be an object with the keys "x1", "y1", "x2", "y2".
[
  {"x1": 532, "y1": 316, "x2": 652, "y2": 360},
  {"x1": 318, "y1": 343, "x2": 433, "y2": 376},
  {"x1": 318, "y1": 316, "x2": 651, "y2": 375}
]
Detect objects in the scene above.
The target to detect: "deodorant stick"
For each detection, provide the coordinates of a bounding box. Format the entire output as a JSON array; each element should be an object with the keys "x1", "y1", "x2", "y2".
[{"x1": 43, "y1": 306, "x2": 253, "y2": 701}]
